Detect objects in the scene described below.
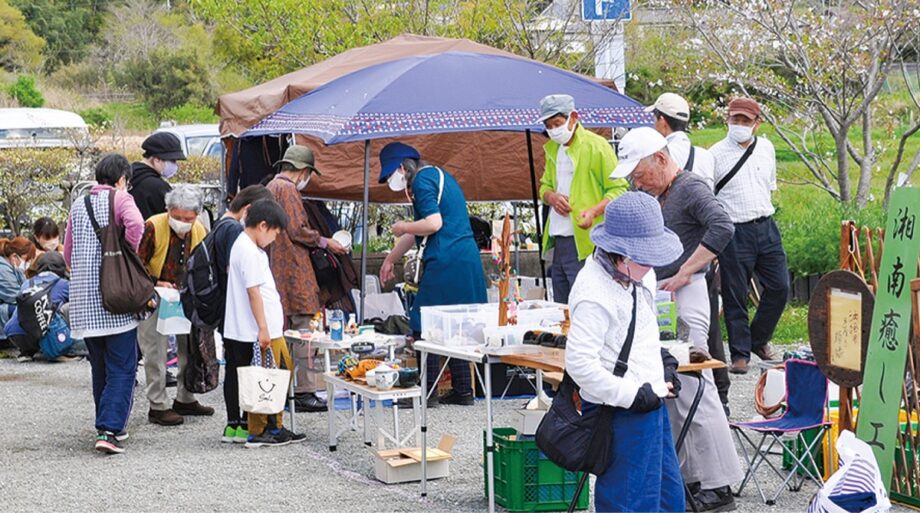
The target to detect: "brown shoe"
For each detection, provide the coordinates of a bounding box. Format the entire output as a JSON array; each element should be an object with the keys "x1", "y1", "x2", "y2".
[
  {"x1": 172, "y1": 400, "x2": 215, "y2": 416},
  {"x1": 752, "y1": 344, "x2": 777, "y2": 361},
  {"x1": 149, "y1": 408, "x2": 184, "y2": 426},
  {"x1": 729, "y1": 359, "x2": 749, "y2": 375}
]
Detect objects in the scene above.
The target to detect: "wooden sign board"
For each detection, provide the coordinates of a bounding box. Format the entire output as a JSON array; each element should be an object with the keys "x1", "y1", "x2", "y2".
[
  {"x1": 855, "y1": 187, "x2": 920, "y2": 488},
  {"x1": 808, "y1": 270, "x2": 874, "y2": 387}
]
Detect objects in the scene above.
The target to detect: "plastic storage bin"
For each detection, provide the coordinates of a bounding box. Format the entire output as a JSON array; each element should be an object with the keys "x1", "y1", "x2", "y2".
[
  {"x1": 484, "y1": 428, "x2": 589, "y2": 512},
  {"x1": 421, "y1": 301, "x2": 566, "y2": 346}
]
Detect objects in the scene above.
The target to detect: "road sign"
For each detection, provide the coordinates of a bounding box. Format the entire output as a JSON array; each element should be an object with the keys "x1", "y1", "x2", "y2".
[
  {"x1": 582, "y1": 0, "x2": 631, "y2": 21},
  {"x1": 855, "y1": 187, "x2": 920, "y2": 488}
]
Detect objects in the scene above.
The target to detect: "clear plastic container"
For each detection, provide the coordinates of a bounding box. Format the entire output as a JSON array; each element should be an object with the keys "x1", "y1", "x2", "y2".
[{"x1": 421, "y1": 301, "x2": 566, "y2": 346}]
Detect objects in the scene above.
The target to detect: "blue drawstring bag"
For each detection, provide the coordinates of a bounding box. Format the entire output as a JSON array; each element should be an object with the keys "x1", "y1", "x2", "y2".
[{"x1": 39, "y1": 313, "x2": 73, "y2": 359}]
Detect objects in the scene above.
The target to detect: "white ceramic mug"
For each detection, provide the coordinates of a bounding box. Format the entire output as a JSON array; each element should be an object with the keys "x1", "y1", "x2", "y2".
[{"x1": 374, "y1": 367, "x2": 399, "y2": 390}]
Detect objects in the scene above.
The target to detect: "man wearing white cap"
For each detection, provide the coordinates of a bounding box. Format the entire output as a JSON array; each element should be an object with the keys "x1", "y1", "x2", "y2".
[
  {"x1": 612, "y1": 127, "x2": 742, "y2": 512},
  {"x1": 537, "y1": 94, "x2": 627, "y2": 304},
  {"x1": 648, "y1": 92, "x2": 728, "y2": 409},
  {"x1": 646, "y1": 93, "x2": 715, "y2": 189}
]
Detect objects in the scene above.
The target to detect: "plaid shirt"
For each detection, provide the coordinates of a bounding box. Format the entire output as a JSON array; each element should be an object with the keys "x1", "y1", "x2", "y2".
[
  {"x1": 710, "y1": 135, "x2": 777, "y2": 223},
  {"x1": 68, "y1": 189, "x2": 140, "y2": 339}
]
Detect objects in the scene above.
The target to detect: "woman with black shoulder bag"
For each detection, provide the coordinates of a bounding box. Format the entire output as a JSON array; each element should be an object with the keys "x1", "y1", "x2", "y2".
[{"x1": 562, "y1": 192, "x2": 685, "y2": 512}]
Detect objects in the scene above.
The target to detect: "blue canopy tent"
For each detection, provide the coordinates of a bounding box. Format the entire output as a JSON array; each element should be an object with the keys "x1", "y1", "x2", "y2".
[{"x1": 243, "y1": 51, "x2": 651, "y2": 316}]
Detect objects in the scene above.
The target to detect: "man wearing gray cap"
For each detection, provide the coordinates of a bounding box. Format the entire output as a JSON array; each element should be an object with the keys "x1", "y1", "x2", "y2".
[{"x1": 537, "y1": 94, "x2": 627, "y2": 304}]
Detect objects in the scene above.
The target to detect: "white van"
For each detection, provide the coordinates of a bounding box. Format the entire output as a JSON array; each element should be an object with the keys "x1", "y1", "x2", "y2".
[
  {"x1": 154, "y1": 123, "x2": 221, "y2": 157},
  {"x1": 0, "y1": 108, "x2": 89, "y2": 149}
]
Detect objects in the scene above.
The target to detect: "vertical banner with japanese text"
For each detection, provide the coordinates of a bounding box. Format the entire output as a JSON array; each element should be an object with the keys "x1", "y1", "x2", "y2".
[{"x1": 856, "y1": 187, "x2": 920, "y2": 488}]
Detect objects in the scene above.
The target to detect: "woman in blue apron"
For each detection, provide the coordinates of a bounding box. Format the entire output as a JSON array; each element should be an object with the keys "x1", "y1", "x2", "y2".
[
  {"x1": 565, "y1": 192, "x2": 686, "y2": 512},
  {"x1": 377, "y1": 142, "x2": 487, "y2": 407}
]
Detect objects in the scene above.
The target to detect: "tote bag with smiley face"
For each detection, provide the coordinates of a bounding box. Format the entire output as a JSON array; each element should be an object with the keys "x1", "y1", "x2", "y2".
[{"x1": 238, "y1": 344, "x2": 290, "y2": 415}]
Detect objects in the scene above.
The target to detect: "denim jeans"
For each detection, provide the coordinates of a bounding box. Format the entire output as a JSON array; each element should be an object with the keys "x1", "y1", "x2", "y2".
[
  {"x1": 85, "y1": 328, "x2": 139, "y2": 433},
  {"x1": 719, "y1": 218, "x2": 790, "y2": 363}
]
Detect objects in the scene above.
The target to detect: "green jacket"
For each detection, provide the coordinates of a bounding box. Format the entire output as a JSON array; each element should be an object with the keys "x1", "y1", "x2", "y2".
[{"x1": 539, "y1": 125, "x2": 627, "y2": 261}]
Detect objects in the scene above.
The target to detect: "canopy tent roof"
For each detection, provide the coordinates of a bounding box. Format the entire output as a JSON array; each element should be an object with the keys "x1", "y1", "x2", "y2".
[
  {"x1": 217, "y1": 34, "x2": 616, "y2": 138},
  {"x1": 218, "y1": 34, "x2": 646, "y2": 203},
  {"x1": 244, "y1": 52, "x2": 648, "y2": 143}
]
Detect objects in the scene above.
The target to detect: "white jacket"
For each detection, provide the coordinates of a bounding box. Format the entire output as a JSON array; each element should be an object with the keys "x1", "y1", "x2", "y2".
[{"x1": 565, "y1": 255, "x2": 668, "y2": 407}]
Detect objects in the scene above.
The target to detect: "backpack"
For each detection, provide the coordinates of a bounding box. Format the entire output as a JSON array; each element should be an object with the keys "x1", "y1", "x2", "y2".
[
  {"x1": 181, "y1": 217, "x2": 232, "y2": 328},
  {"x1": 85, "y1": 192, "x2": 155, "y2": 314},
  {"x1": 39, "y1": 312, "x2": 73, "y2": 359},
  {"x1": 15, "y1": 277, "x2": 61, "y2": 340}
]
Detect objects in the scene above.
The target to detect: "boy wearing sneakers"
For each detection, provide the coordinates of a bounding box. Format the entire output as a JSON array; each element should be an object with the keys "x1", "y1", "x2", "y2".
[{"x1": 222, "y1": 200, "x2": 305, "y2": 447}]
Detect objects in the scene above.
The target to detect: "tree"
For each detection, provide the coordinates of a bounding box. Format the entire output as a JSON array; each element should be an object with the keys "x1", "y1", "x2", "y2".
[
  {"x1": 117, "y1": 48, "x2": 214, "y2": 114},
  {"x1": 0, "y1": 0, "x2": 45, "y2": 72},
  {"x1": 671, "y1": 0, "x2": 920, "y2": 207},
  {"x1": 6, "y1": 75, "x2": 44, "y2": 107},
  {"x1": 189, "y1": 0, "x2": 622, "y2": 83},
  {"x1": 10, "y1": 0, "x2": 110, "y2": 72}
]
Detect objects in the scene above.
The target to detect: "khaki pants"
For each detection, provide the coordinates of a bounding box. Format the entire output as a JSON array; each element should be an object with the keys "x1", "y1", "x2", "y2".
[
  {"x1": 138, "y1": 303, "x2": 194, "y2": 411},
  {"x1": 288, "y1": 314, "x2": 321, "y2": 395},
  {"x1": 248, "y1": 337, "x2": 293, "y2": 436}
]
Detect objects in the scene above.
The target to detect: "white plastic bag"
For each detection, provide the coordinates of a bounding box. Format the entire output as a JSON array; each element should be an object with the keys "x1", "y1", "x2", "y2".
[
  {"x1": 238, "y1": 345, "x2": 290, "y2": 414},
  {"x1": 155, "y1": 287, "x2": 191, "y2": 335},
  {"x1": 808, "y1": 430, "x2": 891, "y2": 513}
]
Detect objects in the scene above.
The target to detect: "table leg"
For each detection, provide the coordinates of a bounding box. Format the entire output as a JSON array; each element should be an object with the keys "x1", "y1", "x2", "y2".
[
  {"x1": 536, "y1": 368, "x2": 544, "y2": 395},
  {"x1": 288, "y1": 340, "x2": 297, "y2": 433},
  {"x1": 677, "y1": 371, "x2": 705, "y2": 513},
  {"x1": 414, "y1": 396, "x2": 422, "y2": 448},
  {"x1": 364, "y1": 394, "x2": 371, "y2": 446},
  {"x1": 324, "y1": 349, "x2": 331, "y2": 373},
  {"x1": 375, "y1": 396, "x2": 386, "y2": 448},
  {"x1": 327, "y1": 378, "x2": 336, "y2": 451},
  {"x1": 420, "y1": 349, "x2": 428, "y2": 498},
  {"x1": 485, "y1": 359, "x2": 495, "y2": 513},
  {"x1": 393, "y1": 401, "x2": 401, "y2": 448}
]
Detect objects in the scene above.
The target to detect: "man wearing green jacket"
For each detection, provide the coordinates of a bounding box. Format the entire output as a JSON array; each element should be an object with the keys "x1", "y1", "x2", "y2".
[{"x1": 538, "y1": 94, "x2": 628, "y2": 303}]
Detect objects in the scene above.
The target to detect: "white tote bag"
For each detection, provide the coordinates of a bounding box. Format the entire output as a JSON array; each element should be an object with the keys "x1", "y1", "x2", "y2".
[{"x1": 238, "y1": 344, "x2": 290, "y2": 415}]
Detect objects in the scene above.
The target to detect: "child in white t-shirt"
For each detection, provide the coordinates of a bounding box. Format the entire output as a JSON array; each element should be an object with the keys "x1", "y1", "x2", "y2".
[{"x1": 222, "y1": 199, "x2": 305, "y2": 448}]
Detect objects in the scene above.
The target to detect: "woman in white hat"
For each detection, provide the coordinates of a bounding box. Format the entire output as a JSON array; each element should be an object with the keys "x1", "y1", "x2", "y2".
[{"x1": 565, "y1": 191, "x2": 685, "y2": 512}]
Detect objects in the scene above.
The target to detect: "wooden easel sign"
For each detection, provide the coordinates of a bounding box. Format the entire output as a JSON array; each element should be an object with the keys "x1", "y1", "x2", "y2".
[{"x1": 855, "y1": 187, "x2": 920, "y2": 488}]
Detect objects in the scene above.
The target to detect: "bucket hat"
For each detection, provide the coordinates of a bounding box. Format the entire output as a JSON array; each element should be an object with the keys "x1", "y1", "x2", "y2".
[
  {"x1": 590, "y1": 192, "x2": 683, "y2": 267},
  {"x1": 273, "y1": 145, "x2": 321, "y2": 174}
]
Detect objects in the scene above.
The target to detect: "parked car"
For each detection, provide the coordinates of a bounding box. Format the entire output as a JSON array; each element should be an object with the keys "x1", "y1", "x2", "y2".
[
  {"x1": 154, "y1": 123, "x2": 222, "y2": 158},
  {"x1": 0, "y1": 108, "x2": 89, "y2": 149}
]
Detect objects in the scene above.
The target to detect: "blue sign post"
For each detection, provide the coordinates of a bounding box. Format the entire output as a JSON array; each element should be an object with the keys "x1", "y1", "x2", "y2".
[{"x1": 582, "y1": 0, "x2": 631, "y2": 21}]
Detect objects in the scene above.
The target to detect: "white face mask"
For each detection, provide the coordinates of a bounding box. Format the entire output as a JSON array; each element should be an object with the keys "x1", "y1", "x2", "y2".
[
  {"x1": 16, "y1": 259, "x2": 29, "y2": 271},
  {"x1": 296, "y1": 173, "x2": 312, "y2": 191},
  {"x1": 40, "y1": 238, "x2": 60, "y2": 252},
  {"x1": 168, "y1": 217, "x2": 193, "y2": 236},
  {"x1": 387, "y1": 169, "x2": 408, "y2": 192},
  {"x1": 728, "y1": 124, "x2": 754, "y2": 144},
  {"x1": 546, "y1": 115, "x2": 575, "y2": 145}
]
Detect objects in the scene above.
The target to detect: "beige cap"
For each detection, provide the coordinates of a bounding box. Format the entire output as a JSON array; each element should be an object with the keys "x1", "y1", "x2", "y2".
[{"x1": 645, "y1": 93, "x2": 690, "y2": 122}]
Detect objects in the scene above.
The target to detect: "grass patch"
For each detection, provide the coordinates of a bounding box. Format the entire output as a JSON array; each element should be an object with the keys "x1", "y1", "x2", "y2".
[{"x1": 719, "y1": 303, "x2": 810, "y2": 347}]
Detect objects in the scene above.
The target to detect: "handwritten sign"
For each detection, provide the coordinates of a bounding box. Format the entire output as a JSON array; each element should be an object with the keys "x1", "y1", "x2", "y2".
[
  {"x1": 828, "y1": 288, "x2": 862, "y2": 371},
  {"x1": 856, "y1": 187, "x2": 920, "y2": 488}
]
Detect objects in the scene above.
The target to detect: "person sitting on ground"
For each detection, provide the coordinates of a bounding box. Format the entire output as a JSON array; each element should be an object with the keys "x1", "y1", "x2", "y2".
[
  {"x1": 4, "y1": 251, "x2": 71, "y2": 362},
  {"x1": 223, "y1": 199, "x2": 306, "y2": 448},
  {"x1": 565, "y1": 192, "x2": 685, "y2": 512},
  {"x1": 210, "y1": 185, "x2": 275, "y2": 444},
  {"x1": 0, "y1": 237, "x2": 35, "y2": 349},
  {"x1": 27, "y1": 217, "x2": 63, "y2": 278},
  {"x1": 137, "y1": 185, "x2": 214, "y2": 426}
]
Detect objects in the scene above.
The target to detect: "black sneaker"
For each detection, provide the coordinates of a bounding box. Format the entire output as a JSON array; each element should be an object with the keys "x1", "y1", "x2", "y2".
[
  {"x1": 293, "y1": 393, "x2": 327, "y2": 412},
  {"x1": 278, "y1": 427, "x2": 306, "y2": 444},
  {"x1": 440, "y1": 390, "x2": 474, "y2": 406},
  {"x1": 244, "y1": 429, "x2": 291, "y2": 449},
  {"x1": 95, "y1": 431, "x2": 125, "y2": 454},
  {"x1": 695, "y1": 486, "x2": 737, "y2": 512}
]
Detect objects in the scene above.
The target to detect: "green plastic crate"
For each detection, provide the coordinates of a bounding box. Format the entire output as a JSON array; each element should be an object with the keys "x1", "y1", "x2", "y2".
[
  {"x1": 781, "y1": 428, "x2": 823, "y2": 476},
  {"x1": 484, "y1": 428, "x2": 589, "y2": 512},
  {"x1": 657, "y1": 301, "x2": 677, "y2": 336}
]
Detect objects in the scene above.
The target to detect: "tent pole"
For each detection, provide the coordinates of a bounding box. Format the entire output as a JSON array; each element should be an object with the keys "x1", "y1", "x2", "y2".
[
  {"x1": 525, "y1": 130, "x2": 547, "y2": 299},
  {"x1": 360, "y1": 139, "x2": 370, "y2": 321}
]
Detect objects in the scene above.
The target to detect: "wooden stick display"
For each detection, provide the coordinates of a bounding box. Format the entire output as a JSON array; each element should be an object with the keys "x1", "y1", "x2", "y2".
[{"x1": 497, "y1": 213, "x2": 515, "y2": 327}]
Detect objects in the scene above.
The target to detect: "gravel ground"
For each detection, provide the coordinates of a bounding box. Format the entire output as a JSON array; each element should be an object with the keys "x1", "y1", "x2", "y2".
[{"x1": 0, "y1": 350, "x2": 910, "y2": 513}]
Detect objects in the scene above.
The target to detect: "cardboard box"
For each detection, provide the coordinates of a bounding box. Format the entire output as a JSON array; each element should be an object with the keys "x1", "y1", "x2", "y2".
[
  {"x1": 374, "y1": 435, "x2": 455, "y2": 484},
  {"x1": 514, "y1": 409, "x2": 547, "y2": 436}
]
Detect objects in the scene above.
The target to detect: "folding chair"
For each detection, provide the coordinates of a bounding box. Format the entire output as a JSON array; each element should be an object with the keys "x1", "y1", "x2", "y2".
[{"x1": 731, "y1": 359, "x2": 830, "y2": 505}]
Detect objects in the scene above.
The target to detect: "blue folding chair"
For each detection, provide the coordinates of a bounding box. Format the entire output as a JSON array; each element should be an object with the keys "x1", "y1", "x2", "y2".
[{"x1": 731, "y1": 359, "x2": 830, "y2": 505}]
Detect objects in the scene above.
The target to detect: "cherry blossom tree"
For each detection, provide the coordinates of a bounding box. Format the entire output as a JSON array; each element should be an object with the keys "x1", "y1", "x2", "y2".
[{"x1": 668, "y1": 0, "x2": 919, "y2": 207}]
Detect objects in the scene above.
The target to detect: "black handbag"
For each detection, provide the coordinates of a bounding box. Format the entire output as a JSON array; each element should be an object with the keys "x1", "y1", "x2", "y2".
[{"x1": 535, "y1": 284, "x2": 637, "y2": 476}]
